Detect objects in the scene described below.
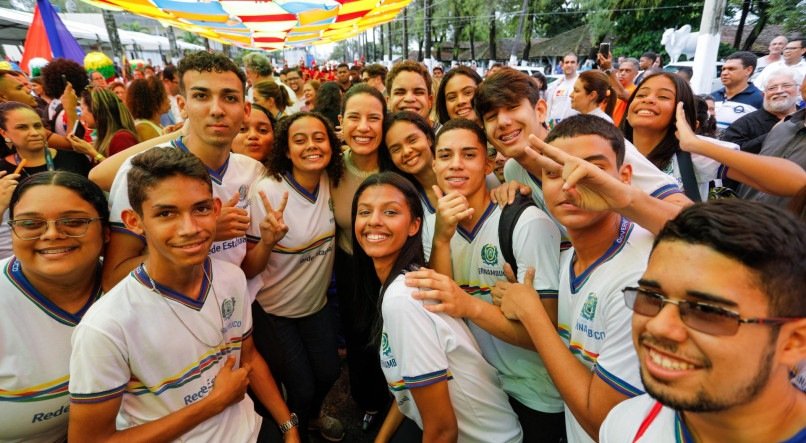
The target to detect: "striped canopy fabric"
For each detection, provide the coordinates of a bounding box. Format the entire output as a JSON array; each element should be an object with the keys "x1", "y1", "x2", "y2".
[{"x1": 80, "y1": 0, "x2": 411, "y2": 50}]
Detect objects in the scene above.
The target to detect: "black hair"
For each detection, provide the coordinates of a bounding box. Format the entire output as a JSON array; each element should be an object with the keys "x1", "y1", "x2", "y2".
[
  {"x1": 641, "y1": 52, "x2": 658, "y2": 62},
  {"x1": 312, "y1": 81, "x2": 342, "y2": 128},
  {"x1": 474, "y1": 67, "x2": 541, "y2": 121},
  {"x1": 385, "y1": 60, "x2": 432, "y2": 96},
  {"x1": 531, "y1": 71, "x2": 548, "y2": 92},
  {"x1": 351, "y1": 172, "x2": 425, "y2": 343},
  {"x1": 726, "y1": 51, "x2": 758, "y2": 72},
  {"x1": 40, "y1": 58, "x2": 89, "y2": 100},
  {"x1": 125, "y1": 77, "x2": 167, "y2": 120},
  {"x1": 621, "y1": 71, "x2": 697, "y2": 170},
  {"x1": 380, "y1": 111, "x2": 436, "y2": 185},
  {"x1": 435, "y1": 118, "x2": 488, "y2": 148},
  {"x1": 9, "y1": 171, "x2": 109, "y2": 229},
  {"x1": 362, "y1": 63, "x2": 388, "y2": 82},
  {"x1": 265, "y1": 111, "x2": 343, "y2": 186},
  {"x1": 435, "y1": 66, "x2": 482, "y2": 124},
  {"x1": 177, "y1": 51, "x2": 247, "y2": 96},
  {"x1": 340, "y1": 83, "x2": 387, "y2": 118},
  {"x1": 254, "y1": 80, "x2": 291, "y2": 111},
  {"x1": 161, "y1": 64, "x2": 178, "y2": 82},
  {"x1": 655, "y1": 200, "x2": 806, "y2": 317},
  {"x1": 127, "y1": 147, "x2": 212, "y2": 215},
  {"x1": 545, "y1": 114, "x2": 626, "y2": 166},
  {"x1": 250, "y1": 102, "x2": 276, "y2": 130},
  {"x1": 337, "y1": 63, "x2": 349, "y2": 70},
  {"x1": 694, "y1": 95, "x2": 717, "y2": 138}
]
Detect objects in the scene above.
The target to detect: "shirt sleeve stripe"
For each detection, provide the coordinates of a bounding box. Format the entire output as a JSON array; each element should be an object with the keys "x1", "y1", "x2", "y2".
[
  {"x1": 403, "y1": 369, "x2": 450, "y2": 389},
  {"x1": 594, "y1": 364, "x2": 644, "y2": 397},
  {"x1": 537, "y1": 289, "x2": 559, "y2": 299},
  {"x1": 650, "y1": 184, "x2": 684, "y2": 200},
  {"x1": 70, "y1": 384, "x2": 126, "y2": 404}
]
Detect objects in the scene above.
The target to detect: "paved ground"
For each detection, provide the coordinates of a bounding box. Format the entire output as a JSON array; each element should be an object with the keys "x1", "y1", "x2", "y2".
[{"x1": 314, "y1": 359, "x2": 379, "y2": 443}]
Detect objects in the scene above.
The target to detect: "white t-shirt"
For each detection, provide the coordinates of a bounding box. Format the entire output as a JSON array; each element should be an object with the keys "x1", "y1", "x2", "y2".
[
  {"x1": 714, "y1": 99, "x2": 758, "y2": 132},
  {"x1": 588, "y1": 107, "x2": 614, "y2": 124},
  {"x1": 558, "y1": 218, "x2": 651, "y2": 443},
  {"x1": 69, "y1": 258, "x2": 260, "y2": 442},
  {"x1": 0, "y1": 257, "x2": 102, "y2": 443},
  {"x1": 246, "y1": 172, "x2": 335, "y2": 317},
  {"x1": 547, "y1": 74, "x2": 580, "y2": 126},
  {"x1": 417, "y1": 188, "x2": 436, "y2": 262},
  {"x1": 665, "y1": 136, "x2": 736, "y2": 201},
  {"x1": 0, "y1": 209, "x2": 11, "y2": 260},
  {"x1": 424, "y1": 202, "x2": 564, "y2": 413},
  {"x1": 108, "y1": 137, "x2": 265, "y2": 266},
  {"x1": 600, "y1": 393, "x2": 806, "y2": 443},
  {"x1": 754, "y1": 59, "x2": 806, "y2": 91},
  {"x1": 379, "y1": 274, "x2": 523, "y2": 443}
]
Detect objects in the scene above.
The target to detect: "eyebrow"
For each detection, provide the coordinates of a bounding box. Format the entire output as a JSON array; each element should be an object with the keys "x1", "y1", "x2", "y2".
[
  {"x1": 14, "y1": 210, "x2": 93, "y2": 218},
  {"x1": 583, "y1": 154, "x2": 611, "y2": 163},
  {"x1": 638, "y1": 278, "x2": 739, "y2": 307}
]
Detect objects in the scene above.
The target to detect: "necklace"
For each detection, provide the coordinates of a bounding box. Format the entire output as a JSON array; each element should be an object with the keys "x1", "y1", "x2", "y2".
[
  {"x1": 343, "y1": 149, "x2": 377, "y2": 179},
  {"x1": 140, "y1": 263, "x2": 226, "y2": 348}
]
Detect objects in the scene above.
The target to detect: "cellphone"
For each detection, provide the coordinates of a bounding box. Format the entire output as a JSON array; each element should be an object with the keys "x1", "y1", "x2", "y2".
[
  {"x1": 599, "y1": 42, "x2": 610, "y2": 58},
  {"x1": 69, "y1": 119, "x2": 80, "y2": 136}
]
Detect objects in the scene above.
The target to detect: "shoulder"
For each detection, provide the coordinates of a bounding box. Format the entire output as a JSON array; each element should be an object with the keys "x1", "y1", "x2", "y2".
[{"x1": 599, "y1": 394, "x2": 660, "y2": 442}]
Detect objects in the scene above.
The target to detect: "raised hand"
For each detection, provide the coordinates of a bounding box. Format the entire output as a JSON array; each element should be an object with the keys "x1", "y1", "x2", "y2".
[
  {"x1": 0, "y1": 171, "x2": 20, "y2": 216},
  {"x1": 406, "y1": 267, "x2": 476, "y2": 318},
  {"x1": 492, "y1": 265, "x2": 538, "y2": 321},
  {"x1": 215, "y1": 192, "x2": 250, "y2": 241},
  {"x1": 490, "y1": 179, "x2": 531, "y2": 207},
  {"x1": 257, "y1": 190, "x2": 289, "y2": 247},
  {"x1": 674, "y1": 102, "x2": 701, "y2": 153},
  {"x1": 433, "y1": 185, "x2": 473, "y2": 242}
]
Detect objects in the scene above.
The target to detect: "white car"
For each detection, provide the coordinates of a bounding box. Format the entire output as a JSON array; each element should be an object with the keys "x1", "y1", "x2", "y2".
[{"x1": 663, "y1": 61, "x2": 725, "y2": 93}]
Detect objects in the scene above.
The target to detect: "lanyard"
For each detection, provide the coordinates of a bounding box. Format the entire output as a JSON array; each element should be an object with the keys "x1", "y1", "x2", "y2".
[
  {"x1": 632, "y1": 401, "x2": 663, "y2": 443},
  {"x1": 14, "y1": 149, "x2": 54, "y2": 172}
]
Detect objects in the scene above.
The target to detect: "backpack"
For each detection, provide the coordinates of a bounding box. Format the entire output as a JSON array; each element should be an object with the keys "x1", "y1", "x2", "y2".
[{"x1": 498, "y1": 193, "x2": 536, "y2": 279}]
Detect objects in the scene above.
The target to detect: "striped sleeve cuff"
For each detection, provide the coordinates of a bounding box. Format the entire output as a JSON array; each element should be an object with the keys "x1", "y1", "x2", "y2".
[
  {"x1": 70, "y1": 384, "x2": 126, "y2": 404},
  {"x1": 594, "y1": 364, "x2": 644, "y2": 397},
  {"x1": 537, "y1": 289, "x2": 559, "y2": 299},
  {"x1": 650, "y1": 184, "x2": 684, "y2": 200},
  {"x1": 403, "y1": 369, "x2": 450, "y2": 389}
]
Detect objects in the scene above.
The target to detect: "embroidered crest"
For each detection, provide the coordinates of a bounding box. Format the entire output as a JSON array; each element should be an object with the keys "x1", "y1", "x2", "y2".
[{"x1": 481, "y1": 244, "x2": 498, "y2": 266}]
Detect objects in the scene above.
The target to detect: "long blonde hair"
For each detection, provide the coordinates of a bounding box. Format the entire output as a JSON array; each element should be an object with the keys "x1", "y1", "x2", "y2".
[{"x1": 84, "y1": 87, "x2": 138, "y2": 156}]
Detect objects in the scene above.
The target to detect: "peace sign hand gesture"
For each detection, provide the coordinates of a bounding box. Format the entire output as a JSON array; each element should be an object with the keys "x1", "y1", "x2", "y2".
[{"x1": 257, "y1": 190, "x2": 289, "y2": 247}]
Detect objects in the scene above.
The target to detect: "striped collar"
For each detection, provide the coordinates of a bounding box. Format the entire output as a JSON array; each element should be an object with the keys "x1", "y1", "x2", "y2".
[
  {"x1": 569, "y1": 217, "x2": 633, "y2": 294},
  {"x1": 417, "y1": 186, "x2": 436, "y2": 214},
  {"x1": 171, "y1": 137, "x2": 230, "y2": 185},
  {"x1": 283, "y1": 171, "x2": 319, "y2": 203},
  {"x1": 6, "y1": 257, "x2": 102, "y2": 326},
  {"x1": 457, "y1": 202, "x2": 496, "y2": 242},
  {"x1": 132, "y1": 258, "x2": 212, "y2": 311}
]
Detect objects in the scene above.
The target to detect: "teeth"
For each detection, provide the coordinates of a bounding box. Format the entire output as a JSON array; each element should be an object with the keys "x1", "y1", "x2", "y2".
[
  {"x1": 39, "y1": 247, "x2": 74, "y2": 254},
  {"x1": 649, "y1": 348, "x2": 695, "y2": 371},
  {"x1": 500, "y1": 130, "x2": 520, "y2": 142},
  {"x1": 446, "y1": 177, "x2": 466, "y2": 183},
  {"x1": 367, "y1": 234, "x2": 387, "y2": 241},
  {"x1": 636, "y1": 110, "x2": 654, "y2": 116},
  {"x1": 354, "y1": 136, "x2": 372, "y2": 143},
  {"x1": 305, "y1": 154, "x2": 322, "y2": 160}
]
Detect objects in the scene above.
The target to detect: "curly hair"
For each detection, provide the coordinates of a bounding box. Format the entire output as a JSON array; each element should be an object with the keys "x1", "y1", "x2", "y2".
[
  {"x1": 125, "y1": 77, "x2": 167, "y2": 120},
  {"x1": 177, "y1": 51, "x2": 246, "y2": 96},
  {"x1": 40, "y1": 58, "x2": 89, "y2": 99},
  {"x1": 265, "y1": 111, "x2": 343, "y2": 186}
]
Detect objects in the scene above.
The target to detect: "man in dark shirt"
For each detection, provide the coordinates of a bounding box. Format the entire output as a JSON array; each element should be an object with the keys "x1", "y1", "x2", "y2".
[{"x1": 710, "y1": 51, "x2": 764, "y2": 134}]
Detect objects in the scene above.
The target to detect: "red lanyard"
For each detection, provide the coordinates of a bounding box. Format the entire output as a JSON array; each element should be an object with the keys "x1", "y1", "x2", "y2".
[{"x1": 632, "y1": 401, "x2": 664, "y2": 443}]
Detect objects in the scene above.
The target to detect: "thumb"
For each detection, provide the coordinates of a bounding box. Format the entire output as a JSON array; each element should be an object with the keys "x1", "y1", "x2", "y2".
[
  {"x1": 503, "y1": 263, "x2": 517, "y2": 283},
  {"x1": 523, "y1": 266, "x2": 536, "y2": 287},
  {"x1": 225, "y1": 192, "x2": 240, "y2": 207},
  {"x1": 432, "y1": 185, "x2": 445, "y2": 199},
  {"x1": 222, "y1": 356, "x2": 236, "y2": 371}
]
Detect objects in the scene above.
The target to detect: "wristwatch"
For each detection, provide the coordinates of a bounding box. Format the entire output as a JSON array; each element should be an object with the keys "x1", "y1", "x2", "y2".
[{"x1": 278, "y1": 413, "x2": 298, "y2": 434}]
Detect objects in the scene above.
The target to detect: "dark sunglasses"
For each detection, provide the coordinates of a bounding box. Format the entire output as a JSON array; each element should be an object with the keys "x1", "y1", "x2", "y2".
[{"x1": 623, "y1": 287, "x2": 799, "y2": 336}]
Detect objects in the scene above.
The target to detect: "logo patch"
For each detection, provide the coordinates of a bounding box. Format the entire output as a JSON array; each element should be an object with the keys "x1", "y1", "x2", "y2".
[
  {"x1": 581, "y1": 293, "x2": 597, "y2": 321},
  {"x1": 221, "y1": 297, "x2": 236, "y2": 320},
  {"x1": 481, "y1": 244, "x2": 498, "y2": 266},
  {"x1": 238, "y1": 185, "x2": 248, "y2": 202},
  {"x1": 381, "y1": 332, "x2": 392, "y2": 357}
]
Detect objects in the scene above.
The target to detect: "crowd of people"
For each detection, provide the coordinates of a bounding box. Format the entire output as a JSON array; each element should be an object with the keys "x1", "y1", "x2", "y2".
[{"x1": 0, "y1": 35, "x2": 804, "y2": 443}]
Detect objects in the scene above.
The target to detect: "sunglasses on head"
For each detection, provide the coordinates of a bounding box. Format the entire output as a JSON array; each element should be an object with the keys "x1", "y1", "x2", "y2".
[{"x1": 623, "y1": 287, "x2": 799, "y2": 336}]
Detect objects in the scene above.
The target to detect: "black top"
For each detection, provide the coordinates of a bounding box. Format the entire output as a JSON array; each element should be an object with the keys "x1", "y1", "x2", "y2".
[
  {"x1": 721, "y1": 108, "x2": 782, "y2": 155},
  {"x1": 1, "y1": 149, "x2": 92, "y2": 178}
]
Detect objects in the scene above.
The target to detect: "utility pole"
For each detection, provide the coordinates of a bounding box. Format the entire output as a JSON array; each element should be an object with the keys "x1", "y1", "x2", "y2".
[
  {"x1": 424, "y1": 0, "x2": 432, "y2": 61},
  {"x1": 691, "y1": 0, "x2": 727, "y2": 94},
  {"x1": 510, "y1": 0, "x2": 528, "y2": 65},
  {"x1": 387, "y1": 22, "x2": 393, "y2": 61},
  {"x1": 403, "y1": 8, "x2": 409, "y2": 60}
]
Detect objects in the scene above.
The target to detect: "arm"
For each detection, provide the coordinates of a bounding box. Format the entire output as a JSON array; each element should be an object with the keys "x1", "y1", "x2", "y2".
[
  {"x1": 410, "y1": 381, "x2": 458, "y2": 443},
  {"x1": 88, "y1": 129, "x2": 182, "y2": 191},
  {"x1": 675, "y1": 103, "x2": 806, "y2": 197},
  {"x1": 597, "y1": 54, "x2": 630, "y2": 101},
  {"x1": 375, "y1": 404, "x2": 405, "y2": 443},
  {"x1": 101, "y1": 232, "x2": 146, "y2": 291},
  {"x1": 407, "y1": 269, "x2": 536, "y2": 350},
  {"x1": 68, "y1": 357, "x2": 250, "y2": 443},
  {"x1": 0, "y1": 172, "x2": 20, "y2": 218},
  {"x1": 493, "y1": 272, "x2": 630, "y2": 439},
  {"x1": 241, "y1": 336, "x2": 301, "y2": 442},
  {"x1": 241, "y1": 191, "x2": 288, "y2": 278}
]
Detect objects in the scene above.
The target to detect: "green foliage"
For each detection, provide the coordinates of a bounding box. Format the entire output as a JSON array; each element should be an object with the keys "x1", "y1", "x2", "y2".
[{"x1": 769, "y1": 0, "x2": 806, "y2": 33}]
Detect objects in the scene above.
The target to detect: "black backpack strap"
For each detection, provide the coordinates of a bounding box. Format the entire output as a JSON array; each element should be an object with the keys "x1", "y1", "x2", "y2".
[
  {"x1": 675, "y1": 150, "x2": 702, "y2": 202},
  {"x1": 498, "y1": 193, "x2": 536, "y2": 279}
]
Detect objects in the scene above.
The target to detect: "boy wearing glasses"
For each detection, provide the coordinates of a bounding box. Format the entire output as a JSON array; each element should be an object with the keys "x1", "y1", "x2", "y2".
[
  {"x1": 493, "y1": 114, "x2": 651, "y2": 442},
  {"x1": 600, "y1": 200, "x2": 806, "y2": 442}
]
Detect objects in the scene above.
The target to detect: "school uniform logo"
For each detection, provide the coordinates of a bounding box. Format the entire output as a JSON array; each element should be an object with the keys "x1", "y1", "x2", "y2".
[
  {"x1": 581, "y1": 293, "x2": 598, "y2": 321},
  {"x1": 238, "y1": 185, "x2": 248, "y2": 202},
  {"x1": 481, "y1": 244, "x2": 498, "y2": 266},
  {"x1": 381, "y1": 332, "x2": 392, "y2": 357},
  {"x1": 221, "y1": 297, "x2": 236, "y2": 320}
]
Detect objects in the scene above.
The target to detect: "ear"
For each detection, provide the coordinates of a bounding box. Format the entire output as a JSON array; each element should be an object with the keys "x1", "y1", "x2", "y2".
[
  {"x1": 483, "y1": 147, "x2": 495, "y2": 176},
  {"x1": 212, "y1": 196, "x2": 222, "y2": 219},
  {"x1": 618, "y1": 162, "x2": 633, "y2": 186},
  {"x1": 337, "y1": 114, "x2": 343, "y2": 127},
  {"x1": 243, "y1": 99, "x2": 252, "y2": 119},
  {"x1": 121, "y1": 209, "x2": 145, "y2": 236},
  {"x1": 777, "y1": 319, "x2": 806, "y2": 370},
  {"x1": 176, "y1": 94, "x2": 187, "y2": 119},
  {"x1": 408, "y1": 216, "x2": 422, "y2": 237},
  {"x1": 534, "y1": 98, "x2": 548, "y2": 123}
]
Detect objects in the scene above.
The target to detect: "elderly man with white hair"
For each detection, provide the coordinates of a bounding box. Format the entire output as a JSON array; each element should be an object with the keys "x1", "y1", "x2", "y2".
[{"x1": 722, "y1": 66, "x2": 802, "y2": 154}]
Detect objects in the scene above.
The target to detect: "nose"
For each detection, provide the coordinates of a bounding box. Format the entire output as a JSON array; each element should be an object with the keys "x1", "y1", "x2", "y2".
[
  {"x1": 643, "y1": 302, "x2": 689, "y2": 343},
  {"x1": 368, "y1": 208, "x2": 382, "y2": 226},
  {"x1": 496, "y1": 109, "x2": 512, "y2": 127},
  {"x1": 209, "y1": 96, "x2": 225, "y2": 116},
  {"x1": 39, "y1": 220, "x2": 67, "y2": 240},
  {"x1": 178, "y1": 212, "x2": 201, "y2": 236}
]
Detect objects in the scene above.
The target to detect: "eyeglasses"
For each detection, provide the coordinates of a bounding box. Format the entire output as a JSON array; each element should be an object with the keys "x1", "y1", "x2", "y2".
[
  {"x1": 622, "y1": 287, "x2": 799, "y2": 336},
  {"x1": 8, "y1": 217, "x2": 102, "y2": 240},
  {"x1": 765, "y1": 83, "x2": 796, "y2": 92},
  {"x1": 783, "y1": 46, "x2": 802, "y2": 51}
]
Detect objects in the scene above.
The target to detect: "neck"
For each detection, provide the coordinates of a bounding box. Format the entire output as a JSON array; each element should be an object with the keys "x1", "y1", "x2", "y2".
[
  {"x1": 182, "y1": 134, "x2": 230, "y2": 171},
  {"x1": 415, "y1": 169, "x2": 438, "y2": 205},
  {"x1": 21, "y1": 264, "x2": 97, "y2": 314},
  {"x1": 632, "y1": 128, "x2": 667, "y2": 157},
  {"x1": 374, "y1": 253, "x2": 400, "y2": 286},
  {"x1": 766, "y1": 54, "x2": 782, "y2": 62},
  {"x1": 350, "y1": 150, "x2": 379, "y2": 172},
  {"x1": 725, "y1": 82, "x2": 748, "y2": 99},
  {"x1": 459, "y1": 187, "x2": 491, "y2": 231},
  {"x1": 292, "y1": 168, "x2": 321, "y2": 193},
  {"x1": 785, "y1": 58, "x2": 801, "y2": 67},
  {"x1": 568, "y1": 212, "x2": 622, "y2": 271},
  {"x1": 12, "y1": 146, "x2": 49, "y2": 165},
  {"x1": 582, "y1": 102, "x2": 600, "y2": 114},
  {"x1": 684, "y1": 378, "x2": 806, "y2": 443},
  {"x1": 145, "y1": 257, "x2": 205, "y2": 299},
  {"x1": 565, "y1": 72, "x2": 576, "y2": 80}
]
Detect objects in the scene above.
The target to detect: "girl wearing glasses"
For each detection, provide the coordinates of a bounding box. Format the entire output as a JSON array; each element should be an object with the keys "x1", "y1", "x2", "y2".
[{"x1": 0, "y1": 171, "x2": 108, "y2": 442}]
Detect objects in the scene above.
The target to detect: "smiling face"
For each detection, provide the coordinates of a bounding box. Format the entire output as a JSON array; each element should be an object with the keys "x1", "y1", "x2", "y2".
[
  {"x1": 177, "y1": 70, "x2": 247, "y2": 152},
  {"x1": 286, "y1": 116, "x2": 332, "y2": 177},
  {"x1": 232, "y1": 109, "x2": 274, "y2": 162},
  {"x1": 11, "y1": 185, "x2": 105, "y2": 286},
  {"x1": 627, "y1": 75, "x2": 677, "y2": 134},
  {"x1": 340, "y1": 92, "x2": 384, "y2": 156},
  {"x1": 444, "y1": 74, "x2": 479, "y2": 122},
  {"x1": 303, "y1": 82, "x2": 317, "y2": 103},
  {"x1": 385, "y1": 120, "x2": 433, "y2": 176},
  {"x1": 432, "y1": 128, "x2": 491, "y2": 199},
  {"x1": 388, "y1": 70, "x2": 432, "y2": 118},
  {"x1": 286, "y1": 70, "x2": 302, "y2": 93},
  {"x1": 763, "y1": 74, "x2": 799, "y2": 115},
  {"x1": 0, "y1": 107, "x2": 46, "y2": 153},
  {"x1": 633, "y1": 240, "x2": 785, "y2": 412},
  {"x1": 482, "y1": 97, "x2": 547, "y2": 158},
  {"x1": 542, "y1": 134, "x2": 630, "y2": 232},
  {"x1": 125, "y1": 175, "x2": 219, "y2": 272},
  {"x1": 354, "y1": 184, "x2": 420, "y2": 277}
]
